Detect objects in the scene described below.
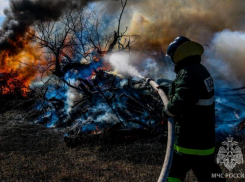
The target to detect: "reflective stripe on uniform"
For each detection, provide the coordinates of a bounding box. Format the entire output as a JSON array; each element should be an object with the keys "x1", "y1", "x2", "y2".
[
  {"x1": 174, "y1": 144, "x2": 215, "y2": 155},
  {"x1": 196, "y1": 96, "x2": 215, "y2": 106},
  {"x1": 167, "y1": 177, "x2": 182, "y2": 182}
]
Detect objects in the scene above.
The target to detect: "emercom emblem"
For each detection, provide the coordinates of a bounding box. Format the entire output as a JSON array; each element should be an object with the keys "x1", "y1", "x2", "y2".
[
  {"x1": 204, "y1": 76, "x2": 214, "y2": 92},
  {"x1": 217, "y1": 136, "x2": 243, "y2": 171}
]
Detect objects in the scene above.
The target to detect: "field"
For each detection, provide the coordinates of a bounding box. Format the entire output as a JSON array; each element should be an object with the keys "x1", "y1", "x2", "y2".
[{"x1": 0, "y1": 110, "x2": 244, "y2": 182}]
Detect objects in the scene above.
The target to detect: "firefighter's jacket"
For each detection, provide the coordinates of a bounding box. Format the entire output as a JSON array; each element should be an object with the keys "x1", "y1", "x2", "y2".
[{"x1": 164, "y1": 56, "x2": 215, "y2": 155}]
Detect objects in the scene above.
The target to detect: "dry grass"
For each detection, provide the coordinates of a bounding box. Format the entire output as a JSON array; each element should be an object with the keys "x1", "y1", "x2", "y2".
[{"x1": 0, "y1": 110, "x2": 244, "y2": 182}]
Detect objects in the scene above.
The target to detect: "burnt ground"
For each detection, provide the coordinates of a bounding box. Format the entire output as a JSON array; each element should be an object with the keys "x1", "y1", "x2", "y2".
[{"x1": 0, "y1": 110, "x2": 244, "y2": 182}]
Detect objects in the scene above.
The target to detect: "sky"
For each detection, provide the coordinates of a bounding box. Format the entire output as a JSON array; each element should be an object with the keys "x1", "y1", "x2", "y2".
[{"x1": 0, "y1": 0, "x2": 9, "y2": 25}]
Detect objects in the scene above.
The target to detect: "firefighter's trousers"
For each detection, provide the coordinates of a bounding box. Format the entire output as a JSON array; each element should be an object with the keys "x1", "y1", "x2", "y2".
[{"x1": 167, "y1": 151, "x2": 226, "y2": 182}]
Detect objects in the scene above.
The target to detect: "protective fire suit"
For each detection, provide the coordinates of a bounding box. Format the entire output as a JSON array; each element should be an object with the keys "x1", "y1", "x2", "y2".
[{"x1": 165, "y1": 55, "x2": 225, "y2": 182}]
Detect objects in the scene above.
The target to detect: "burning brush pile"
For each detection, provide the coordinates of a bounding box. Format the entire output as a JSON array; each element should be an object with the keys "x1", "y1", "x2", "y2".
[{"x1": 33, "y1": 53, "x2": 171, "y2": 144}]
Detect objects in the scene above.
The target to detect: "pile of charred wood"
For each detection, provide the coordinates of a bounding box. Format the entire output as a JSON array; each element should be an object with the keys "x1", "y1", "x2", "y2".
[
  {"x1": 28, "y1": 65, "x2": 245, "y2": 145},
  {"x1": 35, "y1": 68, "x2": 170, "y2": 146}
]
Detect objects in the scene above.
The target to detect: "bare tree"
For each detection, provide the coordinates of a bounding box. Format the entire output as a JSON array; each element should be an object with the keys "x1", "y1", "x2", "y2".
[
  {"x1": 32, "y1": 0, "x2": 137, "y2": 79},
  {"x1": 27, "y1": 0, "x2": 144, "y2": 126}
]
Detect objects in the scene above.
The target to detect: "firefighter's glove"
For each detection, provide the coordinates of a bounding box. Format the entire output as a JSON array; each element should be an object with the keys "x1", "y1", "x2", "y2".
[
  {"x1": 162, "y1": 108, "x2": 169, "y2": 121},
  {"x1": 145, "y1": 78, "x2": 154, "y2": 85},
  {"x1": 156, "y1": 85, "x2": 166, "y2": 90},
  {"x1": 156, "y1": 84, "x2": 169, "y2": 94}
]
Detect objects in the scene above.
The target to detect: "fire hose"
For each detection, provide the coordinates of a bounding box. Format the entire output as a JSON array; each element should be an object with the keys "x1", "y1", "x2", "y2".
[{"x1": 147, "y1": 79, "x2": 175, "y2": 182}]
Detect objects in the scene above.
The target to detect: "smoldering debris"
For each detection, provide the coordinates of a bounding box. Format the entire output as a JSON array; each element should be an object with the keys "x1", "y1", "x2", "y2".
[{"x1": 37, "y1": 65, "x2": 167, "y2": 130}]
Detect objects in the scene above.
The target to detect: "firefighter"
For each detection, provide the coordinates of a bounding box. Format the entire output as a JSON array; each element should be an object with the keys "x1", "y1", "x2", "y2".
[{"x1": 163, "y1": 36, "x2": 226, "y2": 182}]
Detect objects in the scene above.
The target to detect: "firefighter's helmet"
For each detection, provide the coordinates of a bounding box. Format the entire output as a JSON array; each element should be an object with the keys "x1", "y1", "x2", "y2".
[{"x1": 166, "y1": 36, "x2": 204, "y2": 64}]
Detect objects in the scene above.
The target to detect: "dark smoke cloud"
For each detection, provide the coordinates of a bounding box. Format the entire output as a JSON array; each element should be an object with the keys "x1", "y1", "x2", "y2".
[{"x1": 0, "y1": 0, "x2": 95, "y2": 52}]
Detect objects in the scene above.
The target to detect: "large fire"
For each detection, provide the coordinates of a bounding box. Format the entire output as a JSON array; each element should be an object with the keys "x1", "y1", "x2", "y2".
[{"x1": 0, "y1": 32, "x2": 45, "y2": 95}]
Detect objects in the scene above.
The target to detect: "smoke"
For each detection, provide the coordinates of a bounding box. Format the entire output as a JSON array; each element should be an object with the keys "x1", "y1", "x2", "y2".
[
  {"x1": 94, "y1": 0, "x2": 245, "y2": 49},
  {"x1": 66, "y1": 84, "x2": 83, "y2": 112},
  {"x1": 1, "y1": 0, "x2": 245, "y2": 57},
  {"x1": 89, "y1": 0, "x2": 245, "y2": 85},
  {"x1": 205, "y1": 30, "x2": 245, "y2": 84},
  {"x1": 2, "y1": 0, "x2": 245, "y2": 73},
  {"x1": 106, "y1": 51, "x2": 177, "y2": 82},
  {"x1": 121, "y1": 0, "x2": 245, "y2": 50},
  {"x1": 106, "y1": 52, "x2": 144, "y2": 78},
  {"x1": 0, "y1": 0, "x2": 94, "y2": 53},
  {"x1": 80, "y1": 103, "x2": 120, "y2": 132},
  {"x1": 1, "y1": 0, "x2": 245, "y2": 85}
]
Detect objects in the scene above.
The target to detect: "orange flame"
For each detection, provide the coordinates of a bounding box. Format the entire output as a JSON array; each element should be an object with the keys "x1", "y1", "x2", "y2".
[
  {"x1": 0, "y1": 30, "x2": 110, "y2": 96},
  {"x1": 0, "y1": 31, "x2": 46, "y2": 95},
  {"x1": 90, "y1": 126, "x2": 102, "y2": 134}
]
